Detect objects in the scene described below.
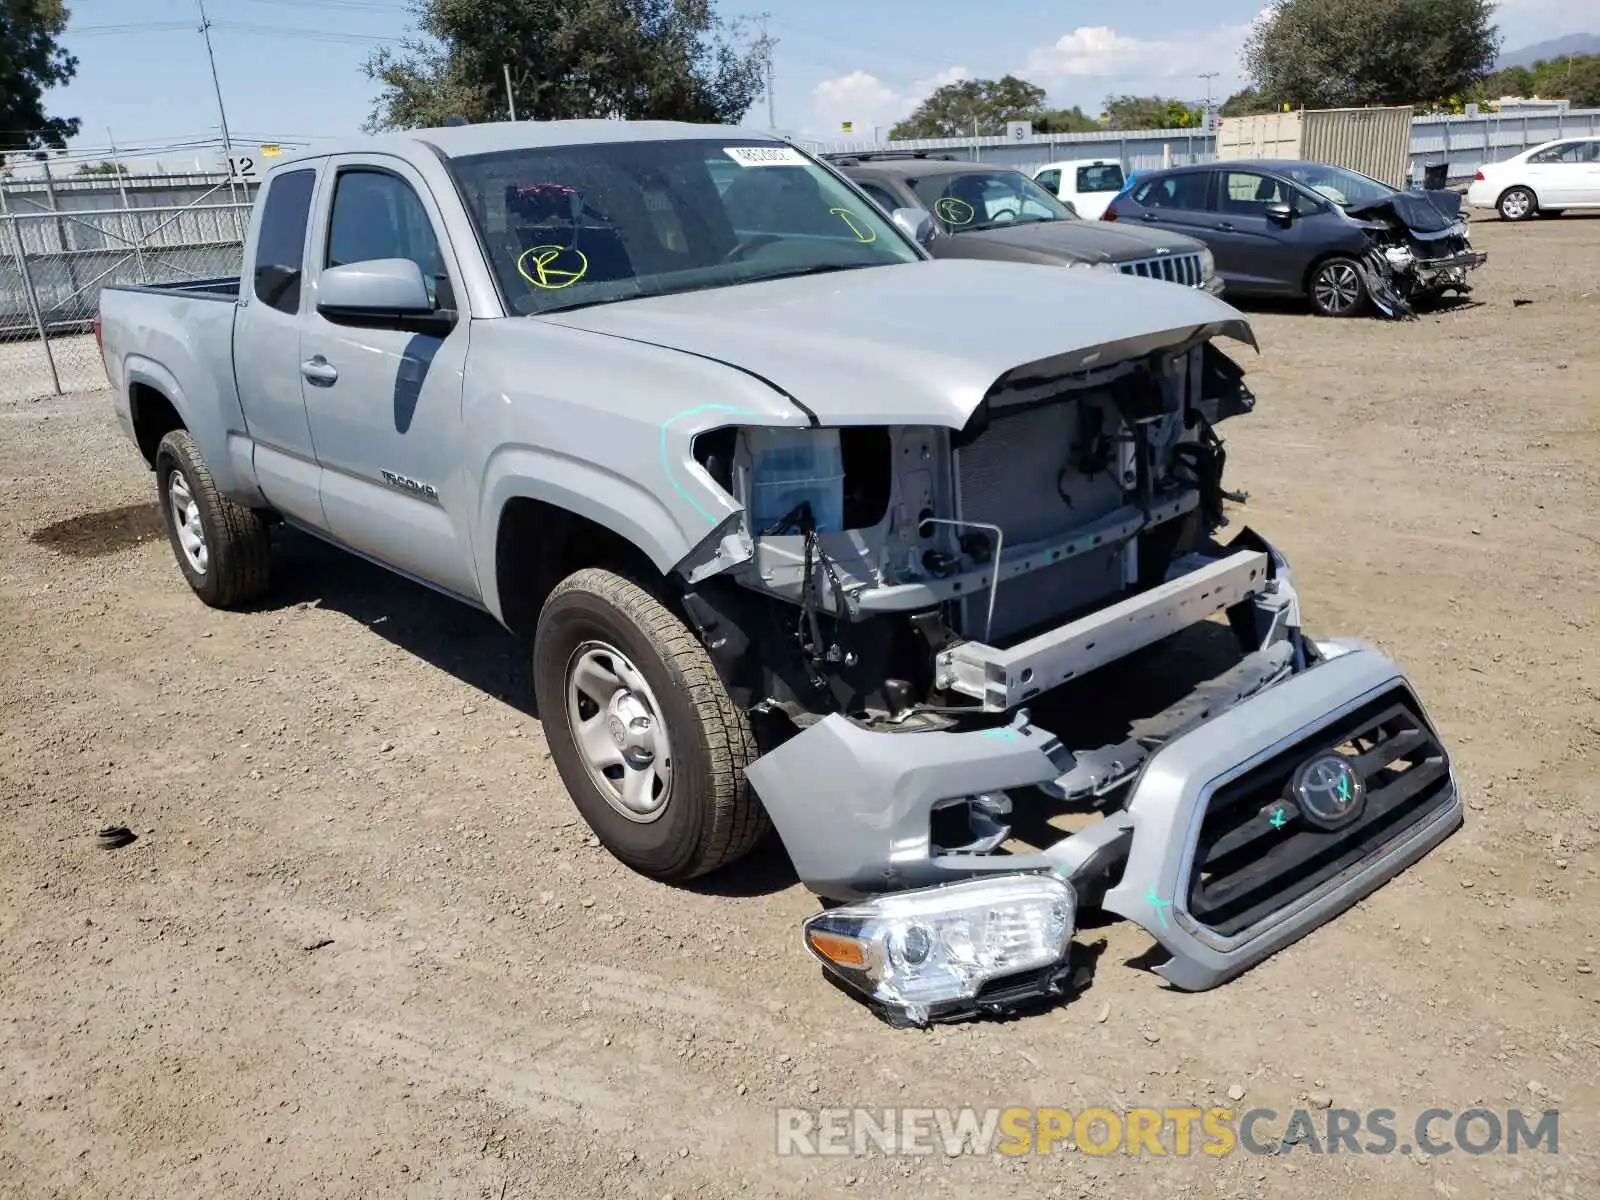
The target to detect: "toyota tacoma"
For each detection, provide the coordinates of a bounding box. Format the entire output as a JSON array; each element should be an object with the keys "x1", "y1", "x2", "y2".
[{"x1": 96, "y1": 120, "x2": 1463, "y2": 1026}]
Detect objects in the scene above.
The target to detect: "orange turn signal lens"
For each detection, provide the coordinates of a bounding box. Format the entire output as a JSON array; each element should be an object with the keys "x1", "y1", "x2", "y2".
[{"x1": 807, "y1": 930, "x2": 868, "y2": 969}]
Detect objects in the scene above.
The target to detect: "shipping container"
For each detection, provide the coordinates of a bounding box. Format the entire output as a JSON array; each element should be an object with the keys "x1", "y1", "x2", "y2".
[{"x1": 1216, "y1": 106, "x2": 1415, "y2": 188}]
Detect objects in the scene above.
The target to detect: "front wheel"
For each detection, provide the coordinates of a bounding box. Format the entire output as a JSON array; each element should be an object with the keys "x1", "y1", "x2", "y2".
[
  {"x1": 1498, "y1": 187, "x2": 1537, "y2": 221},
  {"x1": 532, "y1": 568, "x2": 768, "y2": 881},
  {"x1": 154, "y1": 430, "x2": 272, "y2": 608},
  {"x1": 1308, "y1": 257, "x2": 1368, "y2": 318}
]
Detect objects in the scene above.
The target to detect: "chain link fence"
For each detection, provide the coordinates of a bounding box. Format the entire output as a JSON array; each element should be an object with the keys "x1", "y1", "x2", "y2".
[{"x1": 0, "y1": 196, "x2": 251, "y2": 401}]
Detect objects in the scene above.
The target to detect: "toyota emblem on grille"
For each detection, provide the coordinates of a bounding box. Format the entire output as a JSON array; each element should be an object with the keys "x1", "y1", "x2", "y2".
[{"x1": 1291, "y1": 754, "x2": 1366, "y2": 830}]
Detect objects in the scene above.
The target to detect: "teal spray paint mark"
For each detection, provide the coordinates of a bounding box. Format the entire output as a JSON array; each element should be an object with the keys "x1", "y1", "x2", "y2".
[
  {"x1": 658, "y1": 404, "x2": 766, "y2": 525},
  {"x1": 1144, "y1": 886, "x2": 1172, "y2": 930},
  {"x1": 980, "y1": 728, "x2": 1021, "y2": 742},
  {"x1": 1269, "y1": 806, "x2": 1288, "y2": 831}
]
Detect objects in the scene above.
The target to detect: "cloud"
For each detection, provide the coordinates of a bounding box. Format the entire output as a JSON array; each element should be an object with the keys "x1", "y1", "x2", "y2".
[
  {"x1": 809, "y1": 65, "x2": 970, "y2": 138},
  {"x1": 1019, "y1": 16, "x2": 1266, "y2": 109}
]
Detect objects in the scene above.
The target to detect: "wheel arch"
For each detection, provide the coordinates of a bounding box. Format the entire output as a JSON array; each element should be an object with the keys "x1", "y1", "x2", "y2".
[{"x1": 491, "y1": 493, "x2": 668, "y2": 641}]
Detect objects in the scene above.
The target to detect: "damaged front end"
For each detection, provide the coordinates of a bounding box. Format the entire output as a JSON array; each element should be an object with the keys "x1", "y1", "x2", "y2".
[
  {"x1": 663, "y1": 306, "x2": 1462, "y2": 1027},
  {"x1": 1348, "y1": 189, "x2": 1487, "y2": 319}
]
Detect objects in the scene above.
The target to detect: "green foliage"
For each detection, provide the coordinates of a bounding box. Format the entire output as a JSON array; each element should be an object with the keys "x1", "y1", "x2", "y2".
[
  {"x1": 889, "y1": 75, "x2": 1049, "y2": 139},
  {"x1": 76, "y1": 160, "x2": 129, "y2": 176},
  {"x1": 1219, "y1": 87, "x2": 1278, "y2": 118},
  {"x1": 1473, "y1": 54, "x2": 1600, "y2": 108},
  {"x1": 0, "y1": 0, "x2": 79, "y2": 158},
  {"x1": 1034, "y1": 105, "x2": 1101, "y2": 134},
  {"x1": 1102, "y1": 95, "x2": 1202, "y2": 131},
  {"x1": 364, "y1": 0, "x2": 769, "y2": 131},
  {"x1": 1243, "y1": 0, "x2": 1499, "y2": 108}
]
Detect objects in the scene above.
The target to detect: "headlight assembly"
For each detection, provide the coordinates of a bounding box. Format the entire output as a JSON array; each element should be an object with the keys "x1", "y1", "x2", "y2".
[
  {"x1": 802, "y1": 874, "x2": 1077, "y2": 1026},
  {"x1": 1200, "y1": 246, "x2": 1216, "y2": 280}
]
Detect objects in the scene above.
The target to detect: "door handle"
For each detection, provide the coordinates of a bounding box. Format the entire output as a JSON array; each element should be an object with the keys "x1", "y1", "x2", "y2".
[
  {"x1": 1141, "y1": 211, "x2": 1159, "y2": 220},
  {"x1": 1215, "y1": 222, "x2": 1237, "y2": 231},
  {"x1": 301, "y1": 356, "x2": 339, "y2": 386}
]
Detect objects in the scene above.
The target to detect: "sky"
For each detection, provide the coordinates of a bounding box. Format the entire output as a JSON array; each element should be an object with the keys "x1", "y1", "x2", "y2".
[{"x1": 37, "y1": 0, "x2": 1600, "y2": 172}]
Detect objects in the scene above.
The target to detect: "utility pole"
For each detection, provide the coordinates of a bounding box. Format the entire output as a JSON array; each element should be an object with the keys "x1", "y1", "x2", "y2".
[
  {"x1": 196, "y1": 0, "x2": 241, "y2": 210},
  {"x1": 107, "y1": 127, "x2": 147, "y2": 283},
  {"x1": 1198, "y1": 71, "x2": 1221, "y2": 133},
  {"x1": 759, "y1": 16, "x2": 776, "y2": 129},
  {"x1": 504, "y1": 63, "x2": 518, "y2": 121}
]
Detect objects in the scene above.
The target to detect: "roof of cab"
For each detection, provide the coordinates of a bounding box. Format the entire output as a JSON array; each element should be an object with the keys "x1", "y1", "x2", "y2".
[{"x1": 273, "y1": 119, "x2": 781, "y2": 167}]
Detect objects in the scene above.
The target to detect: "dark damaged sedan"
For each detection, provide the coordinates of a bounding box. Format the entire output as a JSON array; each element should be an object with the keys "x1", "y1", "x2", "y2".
[
  {"x1": 1104, "y1": 159, "x2": 1487, "y2": 318},
  {"x1": 824, "y1": 151, "x2": 1223, "y2": 293}
]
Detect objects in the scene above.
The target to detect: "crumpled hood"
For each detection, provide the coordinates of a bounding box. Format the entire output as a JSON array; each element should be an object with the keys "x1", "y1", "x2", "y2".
[
  {"x1": 542, "y1": 259, "x2": 1254, "y2": 428},
  {"x1": 958, "y1": 218, "x2": 1206, "y2": 263},
  {"x1": 1347, "y1": 188, "x2": 1466, "y2": 234}
]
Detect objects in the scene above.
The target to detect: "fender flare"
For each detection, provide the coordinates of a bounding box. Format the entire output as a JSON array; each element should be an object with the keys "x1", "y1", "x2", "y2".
[{"x1": 476, "y1": 446, "x2": 700, "y2": 622}]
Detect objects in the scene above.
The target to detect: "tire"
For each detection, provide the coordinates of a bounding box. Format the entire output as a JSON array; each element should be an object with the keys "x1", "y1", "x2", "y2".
[
  {"x1": 533, "y1": 567, "x2": 768, "y2": 881},
  {"x1": 1308, "y1": 256, "x2": 1368, "y2": 318},
  {"x1": 1497, "y1": 186, "x2": 1537, "y2": 221},
  {"x1": 154, "y1": 430, "x2": 272, "y2": 608}
]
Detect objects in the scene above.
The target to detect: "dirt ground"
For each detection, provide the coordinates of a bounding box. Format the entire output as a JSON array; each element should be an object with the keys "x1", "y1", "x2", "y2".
[{"x1": 1, "y1": 214, "x2": 1596, "y2": 1200}]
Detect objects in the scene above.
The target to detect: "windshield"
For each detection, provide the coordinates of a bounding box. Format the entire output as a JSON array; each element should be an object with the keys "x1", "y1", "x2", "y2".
[
  {"x1": 909, "y1": 170, "x2": 1077, "y2": 234},
  {"x1": 447, "y1": 138, "x2": 921, "y2": 315},
  {"x1": 1272, "y1": 162, "x2": 1397, "y2": 208}
]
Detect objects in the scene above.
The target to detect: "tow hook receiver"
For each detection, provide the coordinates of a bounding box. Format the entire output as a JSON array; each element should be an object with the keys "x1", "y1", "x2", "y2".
[{"x1": 802, "y1": 874, "x2": 1078, "y2": 1027}]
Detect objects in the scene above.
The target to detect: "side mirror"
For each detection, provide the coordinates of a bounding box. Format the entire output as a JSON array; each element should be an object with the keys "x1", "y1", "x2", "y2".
[
  {"x1": 1265, "y1": 202, "x2": 1295, "y2": 226},
  {"x1": 318, "y1": 258, "x2": 450, "y2": 331},
  {"x1": 891, "y1": 206, "x2": 937, "y2": 248}
]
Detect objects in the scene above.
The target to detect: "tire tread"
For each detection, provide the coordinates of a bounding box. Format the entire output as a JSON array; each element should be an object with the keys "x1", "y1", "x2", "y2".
[
  {"x1": 541, "y1": 567, "x2": 768, "y2": 878},
  {"x1": 157, "y1": 430, "x2": 271, "y2": 608}
]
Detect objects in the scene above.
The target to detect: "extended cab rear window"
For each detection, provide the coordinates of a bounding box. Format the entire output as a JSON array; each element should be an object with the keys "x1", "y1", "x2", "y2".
[
  {"x1": 253, "y1": 168, "x2": 316, "y2": 314},
  {"x1": 1076, "y1": 164, "x2": 1125, "y2": 193}
]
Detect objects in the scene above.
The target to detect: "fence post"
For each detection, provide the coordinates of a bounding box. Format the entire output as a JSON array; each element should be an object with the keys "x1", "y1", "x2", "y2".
[{"x1": 7, "y1": 214, "x2": 62, "y2": 396}]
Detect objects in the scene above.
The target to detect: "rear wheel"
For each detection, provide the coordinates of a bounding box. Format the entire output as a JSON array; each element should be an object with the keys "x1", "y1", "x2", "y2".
[
  {"x1": 1308, "y1": 257, "x2": 1368, "y2": 318},
  {"x1": 154, "y1": 430, "x2": 271, "y2": 608},
  {"x1": 1497, "y1": 187, "x2": 1537, "y2": 221},
  {"x1": 533, "y1": 568, "x2": 768, "y2": 881}
]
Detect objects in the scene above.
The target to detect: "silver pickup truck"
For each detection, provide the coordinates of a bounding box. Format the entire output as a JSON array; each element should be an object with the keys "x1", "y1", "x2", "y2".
[{"x1": 97, "y1": 120, "x2": 1462, "y2": 1026}]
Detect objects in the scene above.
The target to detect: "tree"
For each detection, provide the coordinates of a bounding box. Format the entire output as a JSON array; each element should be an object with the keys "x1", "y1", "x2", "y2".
[
  {"x1": 1, "y1": 0, "x2": 80, "y2": 159},
  {"x1": 1474, "y1": 55, "x2": 1600, "y2": 108},
  {"x1": 1102, "y1": 95, "x2": 1201, "y2": 131},
  {"x1": 1034, "y1": 105, "x2": 1100, "y2": 134},
  {"x1": 1219, "y1": 87, "x2": 1277, "y2": 118},
  {"x1": 889, "y1": 75, "x2": 1047, "y2": 139},
  {"x1": 364, "y1": 0, "x2": 769, "y2": 130},
  {"x1": 1243, "y1": 0, "x2": 1499, "y2": 109},
  {"x1": 76, "y1": 161, "x2": 129, "y2": 176}
]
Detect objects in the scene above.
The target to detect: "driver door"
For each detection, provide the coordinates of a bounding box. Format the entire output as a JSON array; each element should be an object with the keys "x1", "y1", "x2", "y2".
[{"x1": 298, "y1": 156, "x2": 481, "y2": 600}]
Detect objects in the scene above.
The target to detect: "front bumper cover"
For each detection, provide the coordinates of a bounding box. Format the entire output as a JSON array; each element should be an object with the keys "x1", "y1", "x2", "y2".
[{"x1": 749, "y1": 646, "x2": 1462, "y2": 993}]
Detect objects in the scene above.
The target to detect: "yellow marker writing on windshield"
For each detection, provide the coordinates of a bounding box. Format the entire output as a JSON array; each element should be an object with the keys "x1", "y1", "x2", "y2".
[
  {"x1": 517, "y1": 244, "x2": 589, "y2": 290},
  {"x1": 934, "y1": 197, "x2": 975, "y2": 226},
  {"x1": 828, "y1": 207, "x2": 877, "y2": 244}
]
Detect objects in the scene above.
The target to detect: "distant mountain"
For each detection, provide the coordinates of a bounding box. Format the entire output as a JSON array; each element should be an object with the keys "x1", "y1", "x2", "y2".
[{"x1": 1497, "y1": 34, "x2": 1600, "y2": 70}]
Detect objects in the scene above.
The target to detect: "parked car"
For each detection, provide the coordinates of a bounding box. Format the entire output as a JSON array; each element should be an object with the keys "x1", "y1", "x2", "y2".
[
  {"x1": 96, "y1": 121, "x2": 1461, "y2": 1026},
  {"x1": 1029, "y1": 158, "x2": 1128, "y2": 219},
  {"x1": 1105, "y1": 159, "x2": 1487, "y2": 317},
  {"x1": 1466, "y1": 136, "x2": 1600, "y2": 220},
  {"x1": 826, "y1": 151, "x2": 1219, "y2": 291}
]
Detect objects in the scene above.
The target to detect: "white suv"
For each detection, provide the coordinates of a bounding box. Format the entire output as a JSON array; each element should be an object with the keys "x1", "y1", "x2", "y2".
[
  {"x1": 1031, "y1": 159, "x2": 1128, "y2": 220},
  {"x1": 1466, "y1": 137, "x2": 1600, "y2": 220}
]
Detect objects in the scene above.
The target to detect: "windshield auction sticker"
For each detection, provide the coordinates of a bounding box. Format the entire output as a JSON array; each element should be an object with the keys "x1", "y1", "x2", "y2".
[{"x1": 724, "y1": 146, "x2": 807, "y2": 167}]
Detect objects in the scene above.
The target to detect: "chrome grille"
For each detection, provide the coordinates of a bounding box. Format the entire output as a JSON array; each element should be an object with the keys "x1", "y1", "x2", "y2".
[{"x1": 1117, "y1": 252, "x2": 1205, "y2": 288}]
